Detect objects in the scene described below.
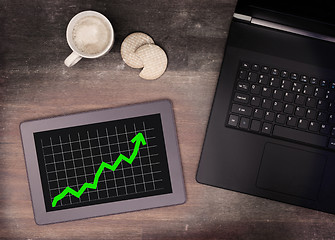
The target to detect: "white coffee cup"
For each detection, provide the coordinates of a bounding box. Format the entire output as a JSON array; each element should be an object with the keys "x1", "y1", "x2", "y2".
[{"x1": 64, "y1": 11, "x2": 114, "y2": 67}]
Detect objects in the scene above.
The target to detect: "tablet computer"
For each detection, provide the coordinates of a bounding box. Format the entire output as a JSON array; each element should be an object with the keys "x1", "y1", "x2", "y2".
[{"x1": 20, "y1": 100, "x2": 186, "y2": 225}]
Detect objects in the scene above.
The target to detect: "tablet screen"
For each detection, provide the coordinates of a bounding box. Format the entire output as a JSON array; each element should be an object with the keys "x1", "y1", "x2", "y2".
[{"x1": 34, "y1": 114, "x2": 172, "y2": 212}]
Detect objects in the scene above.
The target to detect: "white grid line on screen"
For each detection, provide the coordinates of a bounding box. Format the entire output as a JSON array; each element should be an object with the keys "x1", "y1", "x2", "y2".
[
  {"x1": 68, "y1": 134, "x2": 81, "y2": 203},
  {"x1": 48, "y1": 170, "x2": 162, "y2": 190},
  {"x1": 77, "y1": 132, "x2": 91, "y2": 202},
  {"x1": 124, "y1": 124, "x2": 137, "y2": 194},
  {"x1": 134, "y1": 123, "x2": 147, "y2": 192},
  {"x1": 49, "y1": 137, "x2": 63, "y2": 206},
  {"x1": 45, "y1": 160, "x2": 159, "y2": 175},
  {"x1": 106, "y1": 127, "x2": 119, "y2": 197},
  {"x1": 143, "y1": 122, "x2": 156, "y2": 190},
  {"x1": 49, "y1": 181, "x2": 164, "y2": 194},
  {"x1": 96, "y1": 129, "x2": 110, "y2": 199},
  {"x1": 41, "y1": 138, "x2": 58, "y2": 206},
  {"x1": 58, "y1": 135, "x2": 72, "y2": 205},
  {"x1": 42, "y1": 123, "x2": 163, "y2": 207},
  {"x1": 42, "y1": 140, "x2": 157, "y2": 160},
  {"x1": 87, "y1": 130, "x2": 100, "y2": 199},
  {"x1": 114, "y1": 126, "x2": 128, "y2": 195},
  {"x1": 45, "y1": 129, "x2": 154, "y2": 148}
]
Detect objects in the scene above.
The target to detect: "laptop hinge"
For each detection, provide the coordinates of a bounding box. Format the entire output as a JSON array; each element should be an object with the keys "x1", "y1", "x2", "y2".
[
  {"x1": 251, "y1": 18, "x2": 335, "y2": 44},
  {"x1": 233, "y1": 13, "x2": 252, "y2": 22}
]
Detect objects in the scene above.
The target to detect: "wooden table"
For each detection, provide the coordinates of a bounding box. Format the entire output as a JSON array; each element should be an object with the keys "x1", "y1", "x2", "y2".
[{"x1": 1, "y1": 1, "x2": 335, "y2": 239}]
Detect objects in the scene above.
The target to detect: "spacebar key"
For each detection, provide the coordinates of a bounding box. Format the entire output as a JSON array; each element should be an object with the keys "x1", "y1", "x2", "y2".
[{"x1": 273, "y1": 125, "x2": 328, "y2": 148}]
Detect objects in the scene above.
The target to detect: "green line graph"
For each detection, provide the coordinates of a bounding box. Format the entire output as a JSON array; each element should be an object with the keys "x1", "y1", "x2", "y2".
[{"x1": 51, "y1": 132, "x2": 147, "y2": 207}]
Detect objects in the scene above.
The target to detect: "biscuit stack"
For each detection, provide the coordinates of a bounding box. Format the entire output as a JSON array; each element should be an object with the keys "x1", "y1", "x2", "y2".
[{"x1": 121, "y1": 32, "x2": 168, "y2": 80}]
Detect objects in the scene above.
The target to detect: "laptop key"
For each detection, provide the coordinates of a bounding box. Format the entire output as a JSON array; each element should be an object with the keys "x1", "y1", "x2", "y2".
[
  {"x1": 290, "y1": 73, "x2": 299, "y2": 80},
  {"x1": 262, "y1": 122, "x2": 272, "y2": 134},
  {"x1": 262, "y1": 99, "x2": 272, "y2": 109},
  {"x1": 273, "y1": 89, "x2": 283, "y2": 100},
  {"x1": 315, "y1": 88, "x2": 326, "y2": 98},
  {"x1": 234, "y1": 93, "x2": 249, "y2": 104},
  {"x1": 329, "y1": 103, "x2": 335, "y2": 113},
  {"x1": 320, "y1": 80, "x2": 327, "y2": 87},
  {"x1": 265, "y1": 111, "x2": 275, "y2": 121},
  {"x1": 328, "y1": 138, "x2": 335, "y2": 150},
  {"x1": 292, "y1": 82, "x2": 302, "y2": 93},
  {"x1": 254, "y1": 109, "x2": 264, "y2": 119},
  {"x1": 317, "y1": 112, "x2": 328, "y2": 122},
  {"x1": 320, "y1": 124, "x2": 331, "y2": 135},
  {"x1": 284, "y1": 92, "x2": 294, "y2": 102},
  {"x1": 271, "y1": 68, "x2": 279, "y2": 76},
  {"x1": 300, "y1": 75, "x2": 308, "y2": 83},
  {"x1": 231, "y1": 104, "x2": 252, "y2": 116},
  {"x1": 261, "y1": 66, "x2": 269, "y2": 73},
  {"x1": 270, "y1": 77, "x2": 281, "y2": 87},
  {"x1": 326, "y1": 90, "x2": 335, "y2": 101},
  {"x1": 273, "y1": 125, "x2": 328, "y2": 147},
  {"x1": 317, "y1": 99, "x2": 328, "y2": 110},
  {"x1": 241, "y1": 62, "x2": 250, "y2": 69},
  {"x1": 262, "y1": 87, "x2": 271, "y2": 97},
  {"x1": 239, "y1": 70, "x2": 247, "y2": 80},
  {"x1": 259, "y1": 75, "x2": 269, "y2": 85},
  {"x1": 284, "y1": 104, "x2": 294, "y2": 114},
  {"x1": 273, "y1": 101, "x2": 283, "y2": 111},
  {"x1": 280, "y1": 70, "x2": 288, "y2": 78},
  {"x1": 295, "y1": 94, "x2": 306, "y2": 105},
  {"x1": 237, "y1": 82, "x2": 249, "y2": 92},
  {"x1": 251, "y1": 84, "x2": 261, "y2": 94},
  {"x1": 303, "y1": 85, "x2": 314, "y2": 95},
  {"x1": 310, "y1": 77, "x2": 318, "y2": 85},
  {"x1": 309, "y1": 121, "x2": 320, "y2": 132},
  {"x1": 298, "y1": 119, "x2": 309, "y2": 129},
  {"x1": 250, "y1": 120, "x2": 261, "y2": 132},
  {"x1": 251, "y1": 64, "x2": 260, "y2": 71},
  {"x1": 276, "y1": 113, "x2": 286, "y2": 124},
  {"x1": 306, "y1": 109, "x2": 317, "y2": 119},
  {"x1": 295, "y1": 106, "x2": 306, "y2": 117},
  {"x1": 239, "y1": 117, "x2": 250, "y2": 129},
  {"x1": 281, "y1": 80, "x2": 292, "y2": 90},
  {"x1": 306, "y1": 97, "x2": 317, "y2": 108},
  {"x1": 251, "y1": 96, "x2": 261, "y2": 106},
  {"x1": 248, "y1": 72, "x2": 258, "y2": 82},
  {"x1": 287, "y1": 116, "x2": 297, "y2": 127},
  {"x1": 228, "y1": 115, "x2": 239, "y2": 127},
  {"x1": 328, "y1": 114, "x2": 335, "y2": 124}
]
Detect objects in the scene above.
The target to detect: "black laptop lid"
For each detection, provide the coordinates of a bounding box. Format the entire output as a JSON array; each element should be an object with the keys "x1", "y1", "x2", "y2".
[{"x1": 235, "y1": 0, "x2": 335, "y2": 38}]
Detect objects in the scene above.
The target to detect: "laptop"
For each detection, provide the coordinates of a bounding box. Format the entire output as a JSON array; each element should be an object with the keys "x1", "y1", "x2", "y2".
[{"x1": 197, "y1": 0, "x2": 335, "y2": 214}]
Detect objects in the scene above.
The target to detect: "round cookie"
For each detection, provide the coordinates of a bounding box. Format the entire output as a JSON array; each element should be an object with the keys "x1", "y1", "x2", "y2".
[
  {"x1": 135, "y1": 44, "x2": 168, "y2": 80},
  {"x1": 121, "y1": 32, "x2": 154, "y2": 68}
]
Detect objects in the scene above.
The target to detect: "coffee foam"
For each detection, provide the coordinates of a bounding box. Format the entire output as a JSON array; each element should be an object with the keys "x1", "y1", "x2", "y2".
[{"x1": 72, "y1": 16, "x2": 111, "y2": 56}]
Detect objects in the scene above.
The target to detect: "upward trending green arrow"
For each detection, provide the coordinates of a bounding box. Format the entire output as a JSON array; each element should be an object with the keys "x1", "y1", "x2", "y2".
[{"x1": 51, "y1": 132, "x2": 147, "y2": 207}]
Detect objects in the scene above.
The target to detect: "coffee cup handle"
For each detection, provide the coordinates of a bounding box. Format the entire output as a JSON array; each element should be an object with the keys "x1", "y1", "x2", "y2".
[{"x1": 64, "y1": 52, "x2": 82, "y2": 67}]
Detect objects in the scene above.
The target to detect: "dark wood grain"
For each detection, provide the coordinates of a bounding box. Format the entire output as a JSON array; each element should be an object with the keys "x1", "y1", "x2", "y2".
[{"x1": 1, "y1": 0, "x2": 335, "y2": 239}]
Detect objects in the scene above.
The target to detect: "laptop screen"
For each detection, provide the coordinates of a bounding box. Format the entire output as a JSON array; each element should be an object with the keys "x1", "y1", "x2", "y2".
[{"x1": 235, "y1": 0, "x2": 335, "y2": 37}]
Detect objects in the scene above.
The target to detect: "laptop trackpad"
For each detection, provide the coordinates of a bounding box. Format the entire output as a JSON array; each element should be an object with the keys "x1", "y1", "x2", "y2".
[{"x1": 256, "y1": 143, "x2": 326, "y2": 200}]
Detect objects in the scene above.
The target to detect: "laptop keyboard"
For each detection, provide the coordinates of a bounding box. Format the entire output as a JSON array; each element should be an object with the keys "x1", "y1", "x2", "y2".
[{"x1": 227, "y1": 61, "x2": 335, "y2": 151}]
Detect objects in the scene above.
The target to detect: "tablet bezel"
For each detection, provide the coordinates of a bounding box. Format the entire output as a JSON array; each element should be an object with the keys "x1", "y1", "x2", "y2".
[{"x1": 20, "y1": 100, "x2": 186, "y2": 225}]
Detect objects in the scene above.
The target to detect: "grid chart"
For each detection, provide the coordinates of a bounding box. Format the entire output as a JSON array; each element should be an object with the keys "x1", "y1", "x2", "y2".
[{"x1": 34, "y1": 114, "x2": 172, "y2": 212}]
